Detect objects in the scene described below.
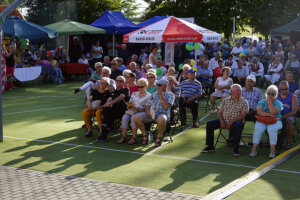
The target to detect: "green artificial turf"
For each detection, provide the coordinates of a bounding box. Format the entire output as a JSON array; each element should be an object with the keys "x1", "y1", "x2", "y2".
[{"x1": 1, "y1": 80, "x2": 299, "y2": 198}]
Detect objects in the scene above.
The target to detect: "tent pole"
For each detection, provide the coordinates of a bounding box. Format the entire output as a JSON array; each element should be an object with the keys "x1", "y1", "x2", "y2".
[{"x1": 113, "y1": 34, "x2": 115, "y2": 58}]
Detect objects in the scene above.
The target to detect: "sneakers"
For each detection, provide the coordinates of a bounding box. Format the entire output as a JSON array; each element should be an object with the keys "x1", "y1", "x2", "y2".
[
  {"x1": 249, "y1": 150, "x2": 257, "y2": 157},
  {"x1": 84, "y1": 130, "x2": 93, "y2": 137},
  {"x1": 74, "y1": 88, "x2": 80, "y2": 94},
  {"x1": 193, "y1": 121, "x2": 199, "y2": 128},
  {"x1": 269, "y1": 151, "x2": 276, "y2": 158},
  {"x1": 202, "y1": 146, "x2": 215, "y2": 153},
  {"x1": 233, "y1": 151, "x2": 240, "y2": 157}
]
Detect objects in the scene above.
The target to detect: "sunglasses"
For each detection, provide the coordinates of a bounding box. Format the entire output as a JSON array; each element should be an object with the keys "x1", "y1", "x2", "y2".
[
  {"x1": 100, "y1": 82, "x2": 107, "y2": 85},
  {"x1": 157, "y1": 84, "x2": 162, "y2": 87},
  {"x1": 267, "y1": 92, "x2": 276, "y2": 96},
  {"x1": 111, "y1": 63, "x2": 117, "y2": 65},
  {"x1": 147, "y1": 77, "x2": 155, "y2": 79},
  {"x1": 138, "y1": 86, "x2": 145, "y2": 88},
  {"x1": 116, "y1": 80, "x2": 124, "y2": 83}
]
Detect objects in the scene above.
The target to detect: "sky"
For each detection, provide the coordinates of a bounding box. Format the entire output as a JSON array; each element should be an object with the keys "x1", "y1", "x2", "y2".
[{"x1": 136, "y1": 0, "x2": 148, "y2": 16}]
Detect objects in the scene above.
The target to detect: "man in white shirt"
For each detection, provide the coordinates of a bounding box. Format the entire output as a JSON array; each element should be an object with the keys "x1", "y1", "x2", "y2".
[
  {"x1": 232, "y1": 42, "x2": 243, "y2": 61},
  {"x1": 209, "y1": 53, "x2": 221, "y2": 70}
]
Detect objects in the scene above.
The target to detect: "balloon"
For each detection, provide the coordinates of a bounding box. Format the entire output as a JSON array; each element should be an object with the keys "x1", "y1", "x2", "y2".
[
  {"x1": 187, "y1": 42, "x2": 194, "y2": 46},
  {"x1": 178, "y1": 63, "x2": 183, "y2": 71},
  {"x1": 194, "y1": 42, "x2": 200, "y2": 50},
  {"x1": 239, "y1": 53, "x2": 245, "y2": 58},
  {"x1": 20, "y1": 38, "x2": 29, "y2": 49},
  {"x1": 242, "y1": 49, "x2": 249, "y2": 55},
  {"x1": 185, "y1": 44, "x2": 193, "y2": 51},
  {"x1": 47, "y1": 51, "x2": 52, "y2": 56},
  {"x1": 156, "y1": 68, "x2": 162, "y2": 76},
  {"x1": 190, "y1": 59, "x2": 195, "y2": 66},
  {"x1": 192, "y1": 67, "x2": 197, "y2": 72}
]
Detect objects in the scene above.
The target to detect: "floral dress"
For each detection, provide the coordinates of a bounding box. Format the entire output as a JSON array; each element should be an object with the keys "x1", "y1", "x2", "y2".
[{"x1": 1, "y1": 51, "x2": 7, "y2": 93}]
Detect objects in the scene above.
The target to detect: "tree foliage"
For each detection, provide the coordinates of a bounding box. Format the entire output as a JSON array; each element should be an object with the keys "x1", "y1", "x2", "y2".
[
  {"x1": 22, "y1": 0, "x2": 140, "y2": 25},
  {"x1": 142, "y1": 0, "x2": 300, "y2": 38},
  {"x1": 247, "y1": 0, "x2": 300, "y2": 37}
]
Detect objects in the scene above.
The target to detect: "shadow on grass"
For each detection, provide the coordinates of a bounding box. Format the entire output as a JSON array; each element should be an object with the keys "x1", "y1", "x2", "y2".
[{"x1": 2, "y1": 128, "x2": 148, "y2": 178}]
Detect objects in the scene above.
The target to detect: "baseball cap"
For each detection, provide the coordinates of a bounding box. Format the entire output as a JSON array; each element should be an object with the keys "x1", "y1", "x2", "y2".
[
  {"x1": 188, "y1": 68, "x2": 196, "y2": 74},
  {"x1": 156, "y1": 79, "x2": 169, "y2": 85},
  {"x1": 247, "y1": 75, "x2": 256, "y2": 82}
]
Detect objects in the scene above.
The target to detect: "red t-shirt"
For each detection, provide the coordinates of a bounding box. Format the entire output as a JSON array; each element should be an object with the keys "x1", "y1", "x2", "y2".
[
  {"x1": 214, "y1": 67, "x2": 222, "y2": 78},
  {"x1": 124, "y1": 84, "x2": 138, "y2": 95}
]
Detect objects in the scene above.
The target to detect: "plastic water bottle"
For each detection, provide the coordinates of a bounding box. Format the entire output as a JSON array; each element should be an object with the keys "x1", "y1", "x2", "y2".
[{"x1": 148, "y1": 131, "x2": 153, "y2": 146}]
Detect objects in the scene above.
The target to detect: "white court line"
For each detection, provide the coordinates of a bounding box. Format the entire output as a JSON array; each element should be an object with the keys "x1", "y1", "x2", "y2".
[
  {"x1": 147, "y1": 112, "x2": 211, "y2": 155},
  {"x1": 4, "y1": 136, "x2": 300, "y2": 175},
  {"x1": 3, "y1": 105, "x2": 82, "y2": 116}
]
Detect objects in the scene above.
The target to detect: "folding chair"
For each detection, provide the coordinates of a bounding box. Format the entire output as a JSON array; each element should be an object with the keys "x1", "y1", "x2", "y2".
[
  {"x1": 82, "y1": 116, "x2": 99, "y2": 132},
  {"x1": 214, "y1": 128, "x2": 248, "y2": 148}
]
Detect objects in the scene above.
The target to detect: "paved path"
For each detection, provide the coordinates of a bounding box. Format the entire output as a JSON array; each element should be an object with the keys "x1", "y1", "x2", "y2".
[{"x1": 0, "y1": 166, "x2": 202, "y2": 200}]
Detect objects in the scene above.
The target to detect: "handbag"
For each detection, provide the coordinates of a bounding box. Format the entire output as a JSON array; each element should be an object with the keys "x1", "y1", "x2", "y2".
[{"x1": 255, "y1": 115, "x2": 279, "y2": 125}]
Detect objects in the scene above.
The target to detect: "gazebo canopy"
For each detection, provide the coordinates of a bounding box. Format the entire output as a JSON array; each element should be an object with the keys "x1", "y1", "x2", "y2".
[{"x1": 270, "y1": 16, "x2": 300, "y2": 37}]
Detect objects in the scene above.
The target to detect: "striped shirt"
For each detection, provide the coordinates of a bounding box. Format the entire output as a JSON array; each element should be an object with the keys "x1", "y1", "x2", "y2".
[
  {"x1": 146, "y1": 91, "x2": 175, "y2": 119},
  {"x1": 241, "y1": 87, "x2": 264, "y2": 109},
  {"x1": 180, "y1": 79, "x2": 202, "y2": 98}
]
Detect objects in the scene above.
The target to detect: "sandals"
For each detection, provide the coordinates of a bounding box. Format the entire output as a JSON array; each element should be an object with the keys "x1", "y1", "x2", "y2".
[
  {"x1": 141, "y1": 136, "x2": 148, "y2": 145},
  {"x1": 117, "y1": 137, "x2": 126, "y2": 144},
  {"x1": 127, "y1": 138, "x2": 137, "y2": 145},
  {"x1": 155, "y1": 137, "x2": 162, "y2": 147}
]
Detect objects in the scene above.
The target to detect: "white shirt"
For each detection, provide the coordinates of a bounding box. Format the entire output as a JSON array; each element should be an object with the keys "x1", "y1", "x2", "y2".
[
  {"x1": 130, "y1": 91, "x2": 151, "y2": 108},
  {"x1": 92, "y1": 46, "x2": 103, "y2": 59},
  {"x1": 232, "y1": 46, "x2": 243, "y2": 60},
  {"x1": 78, "y1": 58, "x2": 89, "y2": 65},
  {"x1": 209, "y1": 57, "x2": 219, "y2": 70},
  {"x1": 149, "y1": 52, "x2": 157, "y2": 68}
]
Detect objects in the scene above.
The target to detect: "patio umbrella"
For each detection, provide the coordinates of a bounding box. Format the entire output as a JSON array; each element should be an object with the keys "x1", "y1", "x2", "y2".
[
  {"x1": 3, "y1": 16, "x2": 57, "y2": 39},
  {"x1": 45, "y1": 19, "x2": 106, "y2": 36},
  {"x1": 123, "y1": 16, "x2": 222, "y2": 43}
]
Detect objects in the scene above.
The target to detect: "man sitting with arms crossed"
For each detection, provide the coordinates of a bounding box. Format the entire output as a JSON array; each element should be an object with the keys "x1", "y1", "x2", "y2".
[
  {"x1": 242, "y1": 75, "x2": 264, "y2": 122},
  {"x1": 180, "y1": 68, "x2": 202, "y2": 128},
  {"x1": 202, "y1": 84, "x2": 249, "y2": 156},
  {"x1": 277, "y1": 81, "x2": 298, "y2": 149},
  {"x1": 134, "y1": 79, "x2": 175, "y2": 147}
]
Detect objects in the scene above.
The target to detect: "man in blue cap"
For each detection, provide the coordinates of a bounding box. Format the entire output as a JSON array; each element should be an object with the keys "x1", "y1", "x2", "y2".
[
  {"x1": 179, "y1": 68, "x2": 202, "y2": 128},
  {"x1": 134, "y1": 78, "x2": 175, "y2": 147}
]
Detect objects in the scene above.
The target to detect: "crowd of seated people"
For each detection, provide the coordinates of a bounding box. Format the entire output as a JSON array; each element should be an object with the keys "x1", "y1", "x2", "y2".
[{"x1": 71, "y1": 38, "x2": 300, "y2": 155}]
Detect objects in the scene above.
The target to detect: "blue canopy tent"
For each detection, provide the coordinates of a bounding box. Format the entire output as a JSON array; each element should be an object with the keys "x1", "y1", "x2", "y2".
[
  {"x1": 90, "y1": 10, "x2": 140, "y2": 57},
  {"x1": 3, "y1": 16, "x2": 57, "y2": 39},
  {"x1": 137, "y1": 16, "x2": 167, "y2": 28},
  {"x1": 90, "y1": 10, "x2": 139, "y2": 34}
]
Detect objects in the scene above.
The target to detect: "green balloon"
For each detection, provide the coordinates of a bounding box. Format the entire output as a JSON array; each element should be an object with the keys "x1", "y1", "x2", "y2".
[
  {"x1": 20, "y1": 38, "x2": 29, "y2": 49},
  {"x1": 185, "y1": 44, "x2": 193, "y2": 51},
  {"x1": 156, "y1": 68, "x2": 162, "y2": 76},
  {"x1": 178, "y1": 63, "x2": 183, "y2": 71},
  {"x1": 194, "y1": 42, "x2": 200, "y2": 50}
]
